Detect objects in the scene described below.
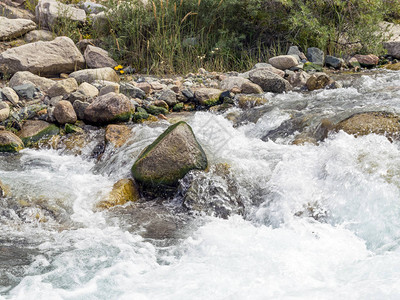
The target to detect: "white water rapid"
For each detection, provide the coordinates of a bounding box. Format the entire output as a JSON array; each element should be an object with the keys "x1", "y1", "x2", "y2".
[{"x1": 2, "y1": 71, "x2": 400, "y2": 299}]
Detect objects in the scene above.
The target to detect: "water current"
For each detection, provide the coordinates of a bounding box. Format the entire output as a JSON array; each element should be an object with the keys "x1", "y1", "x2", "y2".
[{"x1": 2, "y1": 71, "x2": 400, "y2": 299}]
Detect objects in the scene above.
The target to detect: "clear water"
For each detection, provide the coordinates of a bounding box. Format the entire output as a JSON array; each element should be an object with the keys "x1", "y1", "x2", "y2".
[{"x1": 2, "y1": 71, "x2": 400, "y2": 299}]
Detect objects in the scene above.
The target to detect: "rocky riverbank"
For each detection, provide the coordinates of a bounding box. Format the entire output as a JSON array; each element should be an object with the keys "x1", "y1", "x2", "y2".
[{"x1": 3, "y1": 0, "x2": 400, "y2": 213}]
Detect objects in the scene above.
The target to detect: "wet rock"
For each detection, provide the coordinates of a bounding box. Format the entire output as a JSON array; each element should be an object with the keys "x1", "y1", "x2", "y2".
[
  {"x1": 335, "y1": 111, "x2": 400, "y2": 140},
  {"x1": 325, "y1": 55, "x2": 344, "y2": 69},
  {"x1": 131, "y1": 121, "x2": 208, "y2": 193},
  {"x1": 0, "y1": 16, "x2": 36, "y2": 40},
  {"x1": 84, "y1": 45, "x2": 117, "y2": 69},
  {"x1": 306, "y1": 47, "x2": 324, "y2": 65},
  {"x1": 18, "y1": 120, "x2": 59, "y2": 146},
  {"x1": 288, "y1": 71, "x2": 310, "y2": 89},
  {"x1": 194, "y1": 88, "x2": 222, "y2": 106},
  {"x1": 47, "y1": 78, "x2": 78, "y2": 98},
  {"x1": 12, "y1": 83, "x2": 37, "y2": 100},
  {"x1": 237, "y1": 95, "x2": 267, "y2": 109},
  {"x1": 35, "y1": 0, "x2": 86, "y2": 29},
  {"x1": 69, "y1": 67, "x2": 119, "y2": 84},
  {"x1": 0, "y1": 130, "x2": 23, "y2": 152},
  {"x1": 72, "y1": 100, "x2": 89, "y2": 120},
  {"x1": 105, "y1": 124, "x2": 131, "y2": 148},
  {"x1": 153, "y1": 100, "x2": 169, "y2": 111},
  {"x1": 64, "y1": 123, "x2": 83, "y2": 134},
  {"x1": 96, "y1": 179, "x2": 140, "y2": 209},
  {"x1": 1, "y1": 87, "x2": 19, "y2": 106},
  {"x1": 306, "y1": 72, "x2": 331, "y2": 91},
  {"x1": 9, "y1": 71, "x2": 54, "y2": 93},
  {"x1": 0, "y1": 37, "x2": 85, "y2": 76},
  {"x1": 0, "y1": 179, "x2": 10, "y2": 197},
  {"x1": 240, "y1": 81, "x2": 263, "y2": 94},
  {"x1": 53, "y1": 100, "x2": 77, "y2": 124},
  {"x1": 24, "y1": 29, "x2": 53, "y2": 43},
  {"x1": 347, "y1": 57, "x2": 361, "y2": 69},
  {"x1": 0, "y1": 102, "x2": 10, "y2": 122},
  {"x1": 303, "y1": 62, "x2": 323, "y2": 72},
  {"x1": 182, "y1": 164, "x2": 245, "y2": 219},
  {"x1": 158, "y1": 89, "x2": 177, "y2": 106},
  {"x1": 145, "y1": 105, "x2": 168, "y2": 116},
  {"x1": 268, "y1": 55, "x2": 298, "y2": 70},
  {"x1": 354, "y1": 54, "x2": 379, "y2": 68},
  {"x1": 248, "y1": 69, "x2": 291, "y2": 93},
  {"x1": 120, "y1": 82, "x2": 145, "y2": 99},
  {"x1": 385, "y1": 63, "x2": 400, "y2": 71},
  {"x1": 84, "y1": 92, "x2": 133, "y2": 124}
]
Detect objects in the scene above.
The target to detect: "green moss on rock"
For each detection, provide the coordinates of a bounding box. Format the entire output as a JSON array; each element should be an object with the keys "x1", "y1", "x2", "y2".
[
  {"x1": 131, "y1": 121, "x2": 208, "y2": 194},
  {"x1": 145, "y1": 105, "x2": 168, "y2": 116}
]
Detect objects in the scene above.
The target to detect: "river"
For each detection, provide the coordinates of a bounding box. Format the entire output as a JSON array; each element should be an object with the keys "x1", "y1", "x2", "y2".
[{"x1": 1, "y1": 71, "x2": 400, "y2": 299}]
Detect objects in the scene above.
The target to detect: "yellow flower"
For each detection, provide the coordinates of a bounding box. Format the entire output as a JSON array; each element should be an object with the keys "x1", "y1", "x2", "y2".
[
  {"x1": 114, "y1": 65, "x2": 123, "y2": 70},
  {"x1": 119, "y1": 70, "x2": 125, "y2": 74}
]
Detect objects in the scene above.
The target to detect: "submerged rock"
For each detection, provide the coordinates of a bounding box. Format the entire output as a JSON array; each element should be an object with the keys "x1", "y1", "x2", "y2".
[
  {"x1": 18, "y1": 120, "x2": 59, "y2": 146},
  {"x1": 131, "y1": 121, "x2": 208, "y2": 193},
  {"x1": 335, "y1": 111, "x2": 400, "y2": 140},
  {"x1": 0, "y1": 130, "x2": 24, "y2": 152},
  {"x1": 181, "y1": 164, "x2": 245, "y2": 219},
  {"x1": 105, "y1": 124, "x2": 131, "y2": 148},
  {"x1": 96, "y1": 179, "x2": 140, "y2": 209}
]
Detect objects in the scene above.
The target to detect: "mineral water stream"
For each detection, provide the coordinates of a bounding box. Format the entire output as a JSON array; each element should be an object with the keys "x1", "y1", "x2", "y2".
[{"x1": 2, "y1": 71, "x2": 400, "y2": 299}]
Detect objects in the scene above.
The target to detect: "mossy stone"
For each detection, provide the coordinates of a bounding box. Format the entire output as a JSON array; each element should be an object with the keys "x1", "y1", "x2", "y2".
[
  {"x1": 18, "y1": 120, "x2": 60, "y2": 147},
  {"x1": 0, "y1": 130, "x2": 24, "y2": 152},
  {"x1": 65, "y1": 123, "x2": 83, "y2": 134},
  {"x1": 131, "y1": 121, "x2": 208, "y2": 193},
  {"x1": 172, "y1": 103, "x2": 184, "y2": 112},
  {"x1": 96, "y1": 179, "x2": 140, "y2": 209},
  {"x1": 304, "y1": 62, "x2": 323, "y2": 72},
  {"x1": 145, "y1": 105, "x2": 168, "y2": 116}
]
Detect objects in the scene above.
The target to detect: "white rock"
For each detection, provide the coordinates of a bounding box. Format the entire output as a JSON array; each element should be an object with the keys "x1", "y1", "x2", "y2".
[
  {"x1": 0, "y1": 16, "x2": 36, "y2": 40},
  {"x1": 0, "y1": 36, "x2": 85, "y2": 76},
  {"x1": 35, "y1": 0, "x2": 86, "y2": 29},
  {"x1": 69, "y1": 68, "x2": 119, "y2": 84},
  {"x1": 1, "y1": 87, "x2": 19, "y2": 106}
]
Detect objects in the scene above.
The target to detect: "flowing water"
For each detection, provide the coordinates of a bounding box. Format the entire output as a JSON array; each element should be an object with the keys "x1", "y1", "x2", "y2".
[{"x1": 2, "y1": 71, "x2": 400, "y2": 299}]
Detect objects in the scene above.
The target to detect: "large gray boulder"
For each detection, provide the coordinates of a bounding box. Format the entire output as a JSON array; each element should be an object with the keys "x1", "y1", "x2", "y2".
[
  {"x1": 0, "y1": 16, "x2": 36, "y2": 40},
  {"x1": 69, "y1": 67, "x2": 119, "y2": 84},
  {"x1": 84, "y1": 45, "x2": 117, "y2": 69},
  {"x1": 84, "y1": 92, "x2": 133, "y2": 124},
  {"x1": 131, "y1": 121, "x2": 208, "y2": 192},
  {"x1": 35, "y1": 0, "x2": 86, "y2": 29},
  {"x1": 0, "y1": 37, "x2": 85, "y2": 76},
  {"x1": 9, "y1": 71, "x2": 54, "y2": 93},
  {"x1": 248, "y1": 68, "x2": 291, "y2": 93},
  {"x1": 381, "y1": 21, "x2": 400, "y2": 57}
]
